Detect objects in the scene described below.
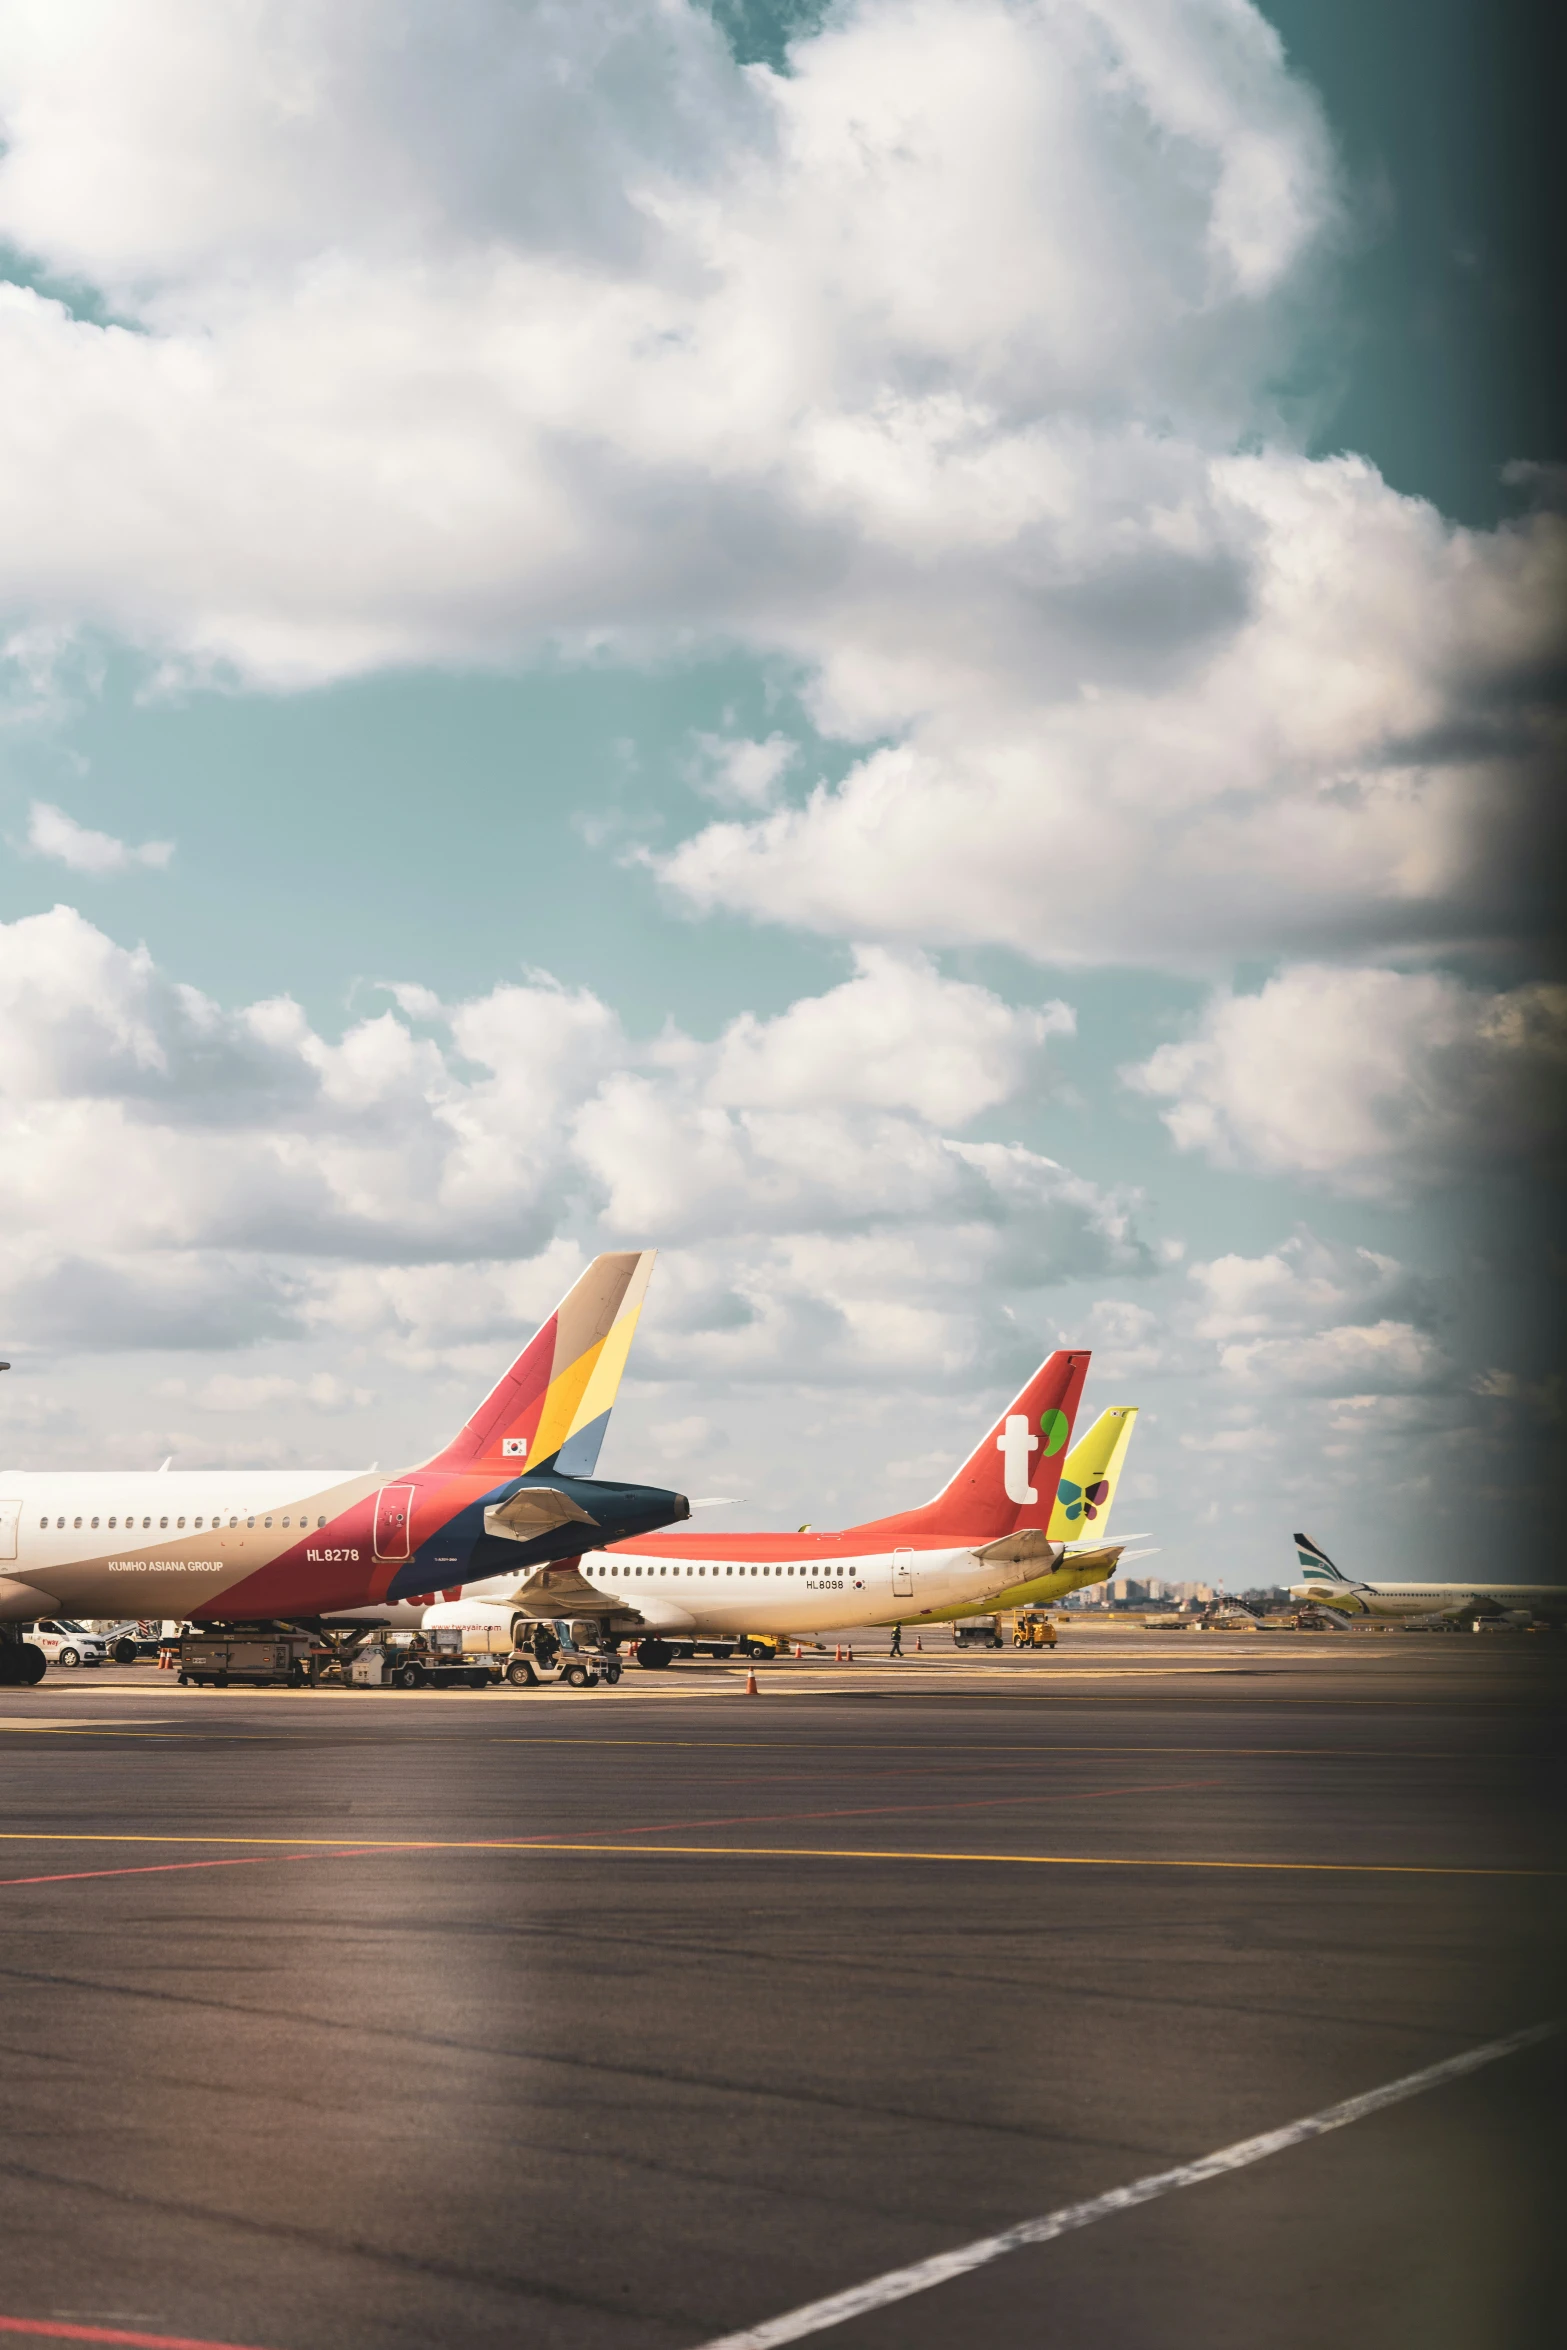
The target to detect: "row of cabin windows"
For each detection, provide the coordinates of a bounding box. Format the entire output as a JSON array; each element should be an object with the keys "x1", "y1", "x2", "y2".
[
  {"x1": 593, "y1": 1563, "x2": 844, "y2": 1578},
  {"x1": 42, "y1": 1513, "x2": 331, "y2": 1533}
]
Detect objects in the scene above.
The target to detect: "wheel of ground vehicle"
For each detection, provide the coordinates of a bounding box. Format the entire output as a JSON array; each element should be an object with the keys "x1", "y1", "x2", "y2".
[
  {"x1": 177, "y1": 1671, "x2": 190, "y2": 1685},
  {"x1": 676, "y1": 1644, "x2": 695, "y2": 1662},
  {"x1": 990, "y1": 1633, "x2": 1003, "y2": 1648},
  {"x1": 58, "y1": 1647, "x2": 80, "y2": 1667},
  {"x1": 602, "y1": 1659, "x2": 622, "y2": 1684},
  {"x1": 636, "y1": 1638, "x2": 672, "y2": 1670},
  {"x1": 505, "y1": 1657, "x2": 536, "y2": 1687},
  {"x1": 113, "y1": 1637, "x2": 138, "y2": 1665},
  {"x1": 466, "y1": 1668, "x2": 489, "y2": 1689},
  {"x1": 393, "y1": 1662, "x2": 421, "y2": 1689},
  {"x1": 562, "y1": 1661, "x2": 590, "y2": 1688},
  {"x1": 214, "y1": 1672, "x2": 228, "y2": 1687},
  {"x1": 19, "y1": 1643, "x2": 46, "y2": 1686}
]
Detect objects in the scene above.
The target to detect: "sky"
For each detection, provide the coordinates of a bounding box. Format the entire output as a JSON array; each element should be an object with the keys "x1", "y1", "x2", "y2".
[{"x1": 0, "y1": 0, "x2": 1561, "y2": 1585}]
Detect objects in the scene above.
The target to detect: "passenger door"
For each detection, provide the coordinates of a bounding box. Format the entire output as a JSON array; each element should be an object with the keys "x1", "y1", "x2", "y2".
[
  {"x1": 373, "y1": 1484, "x2": 418, "y2": 1564},
  {"x1": 0, "y1": 1498, "x2": 18, "y2": 1561},
  {"x1": 891, "y1": 1548, "x2": 914, "y2": 1599}
]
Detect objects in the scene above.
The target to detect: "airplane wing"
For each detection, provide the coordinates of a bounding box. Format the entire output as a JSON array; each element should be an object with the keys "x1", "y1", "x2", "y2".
[{"x1": 502, "y1": 1560, "x2": 642, "y2": 1622}]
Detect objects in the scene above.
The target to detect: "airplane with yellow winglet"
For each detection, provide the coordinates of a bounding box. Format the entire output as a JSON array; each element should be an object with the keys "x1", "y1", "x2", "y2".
[{"x1": 909, "y1": 1404, "x2": 1141, "y2": 1629}]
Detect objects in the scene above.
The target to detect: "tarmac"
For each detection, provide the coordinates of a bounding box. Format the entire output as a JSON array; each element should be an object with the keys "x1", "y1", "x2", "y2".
[{"x1": 1, "y1": 1626, "x2": 1563, "y2": 2349}]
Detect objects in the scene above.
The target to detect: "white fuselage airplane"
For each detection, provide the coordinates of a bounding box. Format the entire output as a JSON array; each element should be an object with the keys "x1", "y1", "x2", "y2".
[
  {"x1": 0, "y1": 1255, "x2": 688, "y2": 1683},
  {"x1": 1290, "y1": 1533, "x2": 1567, "y2": 1625},
  {"x1": 432, "y1": 1351, "x2": 1094, "y2": 1667}
]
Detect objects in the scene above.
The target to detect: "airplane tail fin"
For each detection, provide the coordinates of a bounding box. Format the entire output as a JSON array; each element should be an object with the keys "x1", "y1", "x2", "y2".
[
  {"x1": 861, "y1": 1350, "x2": 1091, "y2": 1541},
  {"x1": 1049, "y1": 1405, "x2": 1138, "y2": 1541},
  {"x1": 1293, "y1": 1531, "x2": 1359, "y2": 1586},
  {"x1": 423, "y1": 1251, "x2": 656, "y2": 1480}
]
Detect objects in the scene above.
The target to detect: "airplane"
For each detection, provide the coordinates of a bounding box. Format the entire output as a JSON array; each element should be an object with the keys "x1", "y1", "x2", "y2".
[
  {"x1": 432, "y1": 1347, "x2": 1091, "y2": 1667},
  {"x1": 0, "y1": 1252, "x2": 689, "y2": 1686},
  {"x1": 1289, "y1": 1532, "x2": 1567, "y2": 1627},
  {"x1": 913, "y1": 1403, "x2": 1142, "y2": 1627}
]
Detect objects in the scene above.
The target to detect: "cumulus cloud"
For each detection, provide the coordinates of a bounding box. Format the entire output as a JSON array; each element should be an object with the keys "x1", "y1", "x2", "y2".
[
  {"x1": 2, "y1": 2, "x2": 1555, "y2": 967},
  {"x1": 26, "y1": 800, "x2": 173, "y2": 875},
  {"x1": 1127, "y1": 965, "x2": 1567, "y2": 1195},
  {"x1": 0, "y1": 907, "x2": 1125, "y2": 1374},
  {"x1": 687, "y1": 732, "x2": 799, "y2": 808}
]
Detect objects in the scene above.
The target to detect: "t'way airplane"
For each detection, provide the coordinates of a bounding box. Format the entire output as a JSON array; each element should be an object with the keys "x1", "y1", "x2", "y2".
[
  {"x1": 916, "y1": 1404, "x2": 1142, "y2": 1626},
  {"x1": 1289, "y1": 1532, "x2": 1567, "y2": 1627},
  {"x1": 0, "y1": 1253, "x2": 688, "y2": 1685},
  {"x1": 429, "y1": 1348, "x2": 1090, "y2": 1667}
]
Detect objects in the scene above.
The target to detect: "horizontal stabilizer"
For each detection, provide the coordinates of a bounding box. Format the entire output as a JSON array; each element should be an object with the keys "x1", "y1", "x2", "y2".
[
  {"x1": 484, "y1": 1488, "x2": 599, "y2": 1543},
  {"x1": 971, "y1": 1527, "x2": 1060, "y2": 1570}
]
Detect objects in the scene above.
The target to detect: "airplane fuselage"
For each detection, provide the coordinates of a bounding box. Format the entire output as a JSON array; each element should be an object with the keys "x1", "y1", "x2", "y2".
[
  {"x1": 0, "y1": 1466, "x2": 684, "y2": 1624},
  {"x1": 1292, "y1": 1578, "x2": 1567, "y2": 1621},
  {"x1": 576, "y1": 1528, "x2": 1025, "y2": 1635}
]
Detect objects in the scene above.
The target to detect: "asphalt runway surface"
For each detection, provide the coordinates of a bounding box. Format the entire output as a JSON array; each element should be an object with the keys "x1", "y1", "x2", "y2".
[{"x1": 1, "y1": 1631, "x2": 1563, "y2": 2350}]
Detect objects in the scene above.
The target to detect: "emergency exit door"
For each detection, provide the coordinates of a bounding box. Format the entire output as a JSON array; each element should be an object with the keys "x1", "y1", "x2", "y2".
[
  {"x1": 891, "y1": 1548, "x2": 914, "y2": 1598},
  {"x1": 373, "y1": 1484, "x2": 417, "y2": 1563}
]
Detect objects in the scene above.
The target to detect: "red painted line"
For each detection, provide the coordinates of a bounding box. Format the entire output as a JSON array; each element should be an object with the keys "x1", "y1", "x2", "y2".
[
  {"x1": 0, "y1": 1857, "x2": 279, "y2": 1888},
  {"x1": 512, "y1": 1777, "x2": 1221, "y2": 1845},
  {"x1": 0, "y1": 1848, "x2": 390, "y2": 1889},
  {"x1": 0, "y1": 2318, "x2": 274, "y2": 2349}
]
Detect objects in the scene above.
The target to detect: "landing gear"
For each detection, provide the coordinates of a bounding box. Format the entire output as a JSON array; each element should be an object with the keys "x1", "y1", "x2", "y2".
[
  {"x1": 636, "y1": 1637, "x2": 673, "y2": 1670},
  {"x1": 0, "y1": 1638, "x2": 46, "y2": 1687}
]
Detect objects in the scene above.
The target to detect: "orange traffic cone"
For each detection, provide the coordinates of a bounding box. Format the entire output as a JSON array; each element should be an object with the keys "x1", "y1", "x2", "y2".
[
  {"x1": 794, "y1": 1642, "x2": 803, "y2": 1659},
  {"x1": 744, "y1": 1667, "x2": 759, "y2": 1696},
  {"x1": 834, "y1": 1643, "x2": 843, "y2": 1662}
]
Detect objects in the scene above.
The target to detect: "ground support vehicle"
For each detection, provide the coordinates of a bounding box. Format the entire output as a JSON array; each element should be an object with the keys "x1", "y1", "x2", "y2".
[
  {"x1": 353, "y1": 1641, "x2": 495, "y2": 1690},
  {"x1": 952, "y1": 1618, "x2": 1003, "y2": 1649},
  {"x1": 1011, "y1": 1610, "x2": 1058, "y2": 1649},
  {"x1": 504, "y1": 1621, "x2": 620, "y2": 1689},
  {"x1": 177, "y1": 1630, "x2": 318, "y2": 1687},
  {"x1": 30, "y1": 1619, "x2": 107, "y2": 1668}
]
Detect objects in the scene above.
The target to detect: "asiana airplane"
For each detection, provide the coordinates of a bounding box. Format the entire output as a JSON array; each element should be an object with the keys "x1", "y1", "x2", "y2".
[
  {"x1": 0, "y1": 1253, "x2": 688, "y2": 1685},
  {"x1": 428, "y1": 1348, "x2": 1091, "y2": 1667}
]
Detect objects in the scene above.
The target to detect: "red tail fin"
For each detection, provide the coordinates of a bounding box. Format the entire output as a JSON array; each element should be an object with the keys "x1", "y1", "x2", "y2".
[
  {"x1": 855, "y1": 1350, "x2": 1091, "y2": 1543},
  {"x1": 420, "y1": 1251, "x2": 655, "y2": 1477}
]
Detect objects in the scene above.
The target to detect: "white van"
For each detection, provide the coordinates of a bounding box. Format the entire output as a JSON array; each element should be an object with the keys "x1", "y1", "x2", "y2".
[{"x1": 31, "y1": 1619, "x2": 107, "y2": 1668}]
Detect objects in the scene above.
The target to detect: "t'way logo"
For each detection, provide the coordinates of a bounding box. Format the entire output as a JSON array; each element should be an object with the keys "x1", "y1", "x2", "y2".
[{"x1": 997, "y1": 1408, "x2": 1070, "y2": 1505}]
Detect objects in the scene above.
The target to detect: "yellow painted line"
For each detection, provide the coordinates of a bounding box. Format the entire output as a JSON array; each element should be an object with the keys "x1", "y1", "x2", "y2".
[
  {"x1": 0, "y1": 1725, "x2": 184, "y2": 1738},
  {"x1": 0, "y1": 1832, "x2": 1553, "y2": 1878},
  {"x1": 0, "y1": 1720, "x2": 171, "y2": 1738}
]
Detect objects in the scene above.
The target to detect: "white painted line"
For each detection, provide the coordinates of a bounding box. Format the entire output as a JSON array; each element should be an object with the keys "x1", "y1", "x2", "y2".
[{"x1": 697, "y1": 2021, "x2": 1558, "y2": 2350}]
